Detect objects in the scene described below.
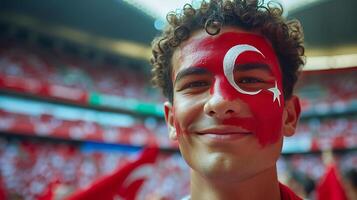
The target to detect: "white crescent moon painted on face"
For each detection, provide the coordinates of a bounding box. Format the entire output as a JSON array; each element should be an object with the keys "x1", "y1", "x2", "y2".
[{"x1": 223, "y1": 44, "x2": 265, "y2": 95}]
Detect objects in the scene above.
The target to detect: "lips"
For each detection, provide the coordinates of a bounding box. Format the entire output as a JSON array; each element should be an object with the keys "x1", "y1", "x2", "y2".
[
  {"x1": 196, "y1": 125, "x2": 253, "y2": 141},
  {"x1": 199, "y1": 131, "x2": 252, "y2": 135},
  {"x1": 197, "y1": 127, "x2": 252, "y2": 135}
]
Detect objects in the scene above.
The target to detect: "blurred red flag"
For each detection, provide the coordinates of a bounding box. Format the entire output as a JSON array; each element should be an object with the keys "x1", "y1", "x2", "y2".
[
  {"x1": 67, "y1": 147, "x2": 159, "y2": 200},
  {"x1": 0, "y1": 177, "x2": 6, "y2": 200},
  {"x1": 316, "y1": 164, "x2": 347, "y2": 200},
  {"x1": 38, "y1": 181, "x2": 58, "y2": 200}
]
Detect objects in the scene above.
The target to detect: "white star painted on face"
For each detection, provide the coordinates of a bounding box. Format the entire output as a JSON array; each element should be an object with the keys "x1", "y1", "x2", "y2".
[{"x1": 268, "y1": 81, "x2": 281, "y2": 107}]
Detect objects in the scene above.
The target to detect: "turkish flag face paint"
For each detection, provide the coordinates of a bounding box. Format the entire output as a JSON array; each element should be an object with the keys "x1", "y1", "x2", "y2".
[{"x1": 174, "y1": 32, "x2": 284, "y2": 146}]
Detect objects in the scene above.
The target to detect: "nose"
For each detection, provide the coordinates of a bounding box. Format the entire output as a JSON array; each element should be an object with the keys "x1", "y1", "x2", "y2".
[{"x1": 203, "y1": 87, "x2": 241, "y2": 119}]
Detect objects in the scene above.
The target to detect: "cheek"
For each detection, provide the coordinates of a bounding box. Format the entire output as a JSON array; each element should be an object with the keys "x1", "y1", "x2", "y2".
[
  {"x1": 242, "y1": 91, "x2": 284, "y2": 146},
  {"x1": 172, "y1": 106, "x2": 182, "y2": 135},
  {"x1": 173, "y1": 97, "x2": 203, "y2": 135}
]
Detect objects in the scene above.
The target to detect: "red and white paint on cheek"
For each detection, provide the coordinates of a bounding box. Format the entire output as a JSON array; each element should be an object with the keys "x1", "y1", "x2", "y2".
[{"x1": 180, "y1": 32, "x2": 284, "y2": 146}]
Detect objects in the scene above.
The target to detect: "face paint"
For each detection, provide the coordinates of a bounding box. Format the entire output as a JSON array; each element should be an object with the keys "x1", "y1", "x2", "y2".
[
  {"x1": 223, "y1": 44, "x2": 264, "y2": 95},
  {"x1": 177, "y1": 32, "x2": 284, "y2": 146},
  {"x1": 222, "y1": 117, "x2": 256, "y2": 133}
]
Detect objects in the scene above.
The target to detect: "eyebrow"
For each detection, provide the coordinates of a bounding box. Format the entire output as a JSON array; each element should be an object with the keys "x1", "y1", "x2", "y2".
[
  {"x1": 174, "y1": 67, "x2": 211, "y2": 85},
  {"x1": 235, "y1": 63, "x2": 272, "y2": 73}
]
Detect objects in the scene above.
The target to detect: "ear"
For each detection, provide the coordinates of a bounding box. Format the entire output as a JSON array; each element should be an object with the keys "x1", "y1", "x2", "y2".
[
  {"x1": 164, "y1": 101, "x2": 178, "y2": 141},
  {"x1": 282, "y1": 95, "x2": 301, "y2": 137}
]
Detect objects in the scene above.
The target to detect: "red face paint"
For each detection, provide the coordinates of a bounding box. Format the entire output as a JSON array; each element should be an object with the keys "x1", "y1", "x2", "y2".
[
  {"x1": 222, "y1": 118, "x2": 256, "y2": 133},
  {"x1": 176, "y1": 32, "x2": 284, "y2": 146}
]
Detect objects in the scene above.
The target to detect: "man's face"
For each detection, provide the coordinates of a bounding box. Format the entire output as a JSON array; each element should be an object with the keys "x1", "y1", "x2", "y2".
[{"x1": 164, "y1": 27, "x2": 300, "y2": 181}]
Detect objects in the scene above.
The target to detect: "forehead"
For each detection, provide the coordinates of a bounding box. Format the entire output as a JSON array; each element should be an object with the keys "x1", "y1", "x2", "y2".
[
  {"x1": 182, "y1": 29, "x2": 269, "y2": 51},
  {"x1": 172, "y1": 27, "x2": 280, "y2": 77}
]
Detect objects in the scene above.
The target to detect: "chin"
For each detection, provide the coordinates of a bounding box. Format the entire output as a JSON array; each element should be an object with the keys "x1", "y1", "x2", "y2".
[
  {"x1": 200, "y1": 161, "x2": 276, "y2": 183},
  {"x1": 192, "y1": 152, "x2": 249, "y2": 180},
  {"x1": 198, "y1": 164, "x2": 253, "y2": 182},
  {"x1": 187, "y1": 148, "x2": 280, "y2": 182}
]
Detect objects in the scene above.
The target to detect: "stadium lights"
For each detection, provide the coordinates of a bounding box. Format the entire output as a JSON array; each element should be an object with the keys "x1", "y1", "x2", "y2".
[
  {"x1": 305, "y1": 54, "x2": 357, "y2": 71},
  {"x1": 122, "y1": 0, "x2": 325, "y2": 30}
]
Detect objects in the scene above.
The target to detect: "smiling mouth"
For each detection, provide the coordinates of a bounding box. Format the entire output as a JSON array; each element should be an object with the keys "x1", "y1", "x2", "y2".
[
  {"x1": 198, "y1": 132, "x2": 252, "y2": 140},
  {"x1": 196, "y1": 127, "x2": 253, "y2": 141}
]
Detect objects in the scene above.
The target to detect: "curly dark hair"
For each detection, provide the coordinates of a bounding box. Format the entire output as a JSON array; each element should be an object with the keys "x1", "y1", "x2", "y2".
[{"x1": 151, "y1": 0, "x2": 305, "y2": 103}]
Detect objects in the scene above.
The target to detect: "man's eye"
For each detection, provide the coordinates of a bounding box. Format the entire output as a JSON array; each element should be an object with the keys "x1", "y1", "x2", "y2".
[
  {"x1": 237, "y1": 77, "x2": 264, "y2": 84},
  {"x1": 178, "y1": 81, "x2": 209, "y2": 91},
  {"x1": 186, "y1": 81, "x2": 209, "y2": 88}
]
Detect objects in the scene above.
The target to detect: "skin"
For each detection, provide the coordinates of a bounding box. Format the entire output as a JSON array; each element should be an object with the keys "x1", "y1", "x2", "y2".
[
  {"x1": 164, "y1": 27, "x2": 301, "y2": 200},
  {"x1": 344, "y1": 180, "x2": 357, "y2": 200}
]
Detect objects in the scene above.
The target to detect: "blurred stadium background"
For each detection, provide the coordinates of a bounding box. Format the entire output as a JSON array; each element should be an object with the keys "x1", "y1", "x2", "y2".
[{"x1": 0, "y1": 0, "x2": 356, "y2": 199}]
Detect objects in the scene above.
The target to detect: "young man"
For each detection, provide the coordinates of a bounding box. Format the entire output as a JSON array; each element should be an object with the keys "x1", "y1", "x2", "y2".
[{"x1": 151, "y1": 0, "x2": 304, "y2": 199}]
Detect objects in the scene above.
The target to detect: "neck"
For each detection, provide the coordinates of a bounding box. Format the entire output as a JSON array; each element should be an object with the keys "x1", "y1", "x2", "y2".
[{"x1": 190, "y1": 165, "x2": 281, "y2": 200}]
